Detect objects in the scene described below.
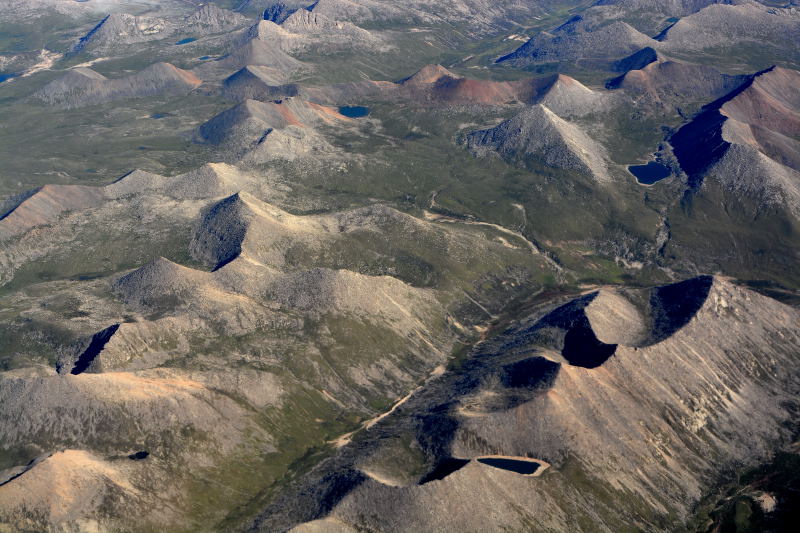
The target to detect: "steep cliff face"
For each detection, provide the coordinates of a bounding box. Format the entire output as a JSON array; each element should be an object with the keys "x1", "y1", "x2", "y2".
[{"x1": 251, "y1": 277, "x2": 800, "y2": 533}]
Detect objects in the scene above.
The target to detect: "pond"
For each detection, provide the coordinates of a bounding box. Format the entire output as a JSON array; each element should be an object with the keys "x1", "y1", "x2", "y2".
[
  {"x1": 175, "y1": 37, "x2": 198, "y2": 45},
  {"x1": 477, "y1": 457, "x2": 541, "y2": 475},
  {"x1": 128, "y1": 451, "x2": 149, "y2": 461},
  {"x1": 339, "y1": 105, "x2": 370, "y2": 118},
  {"x1": 0, "y1": 73, "x2": 19, "y2": 83},
  {"x1": 629, "y1": 161, "x2": 671, "y2": 185}
]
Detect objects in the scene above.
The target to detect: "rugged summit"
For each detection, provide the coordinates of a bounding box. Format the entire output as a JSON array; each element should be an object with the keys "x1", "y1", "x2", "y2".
[
  {"x1": 72, "y1": 5, "x2": 250, "y2": 54},
  {"x1": 223, "y1": 65, "x2": 300, "y2": 102},
  {"x1": 196, "y1": 35, "x2": 305, "y2": 79},
  {"x1": 184, "y1": 3, "x2": 248, "y2": 30}
]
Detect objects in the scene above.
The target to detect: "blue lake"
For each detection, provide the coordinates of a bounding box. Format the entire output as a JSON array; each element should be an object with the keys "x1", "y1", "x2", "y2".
[
  {"x1": 629, "y1": 161, "x2": 671, "y2": 185},
  {"x1": 175, "y1": 37, "x2": 198, "y2": 45},
  {"x1": 0, "y1": 73, "x2": 19, "y2": 83},
  {"x1": 339, "y1": 106, "x2": 370, "y2": 118}
]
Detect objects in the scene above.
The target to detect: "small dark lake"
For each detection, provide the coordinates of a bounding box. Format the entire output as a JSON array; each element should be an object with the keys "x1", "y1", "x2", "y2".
[
  {"x1": 477, "y1": 457, "x2": 540, "y2": 475},
  {"x1": 629, "y1": 161, "x2": 671, "y2": 185},
  {"x1": 339, "y1": 105, "x2": 370, "y2": 118},
  {"x1": 198, "y1": 56, "x2": 212, "y2": 61},
  {"x1": 175, "y1": 37, "x2": 197, "y2": 45},
  {"x1": 128, "y1": 451, "x2": 149, "y2": 461},
  {"x1": 0, "y1": 73, "x2": 19, "y2": 83}
]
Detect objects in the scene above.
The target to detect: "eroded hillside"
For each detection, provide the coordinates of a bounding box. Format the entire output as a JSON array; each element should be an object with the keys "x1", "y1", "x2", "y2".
[{"x1": 0, "y1": 1, "x2": 798, "y2": 532}]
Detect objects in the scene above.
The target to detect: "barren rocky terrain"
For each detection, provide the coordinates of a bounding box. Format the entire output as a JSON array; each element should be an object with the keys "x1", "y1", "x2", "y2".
[{"x1": 0, "y1": 1, "x2": 798, "y2": 532}]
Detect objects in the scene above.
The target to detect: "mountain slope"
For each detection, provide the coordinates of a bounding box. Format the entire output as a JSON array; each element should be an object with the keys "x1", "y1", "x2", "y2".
[
  {"x1": 671, "y1": 66, "x2": 800, "y2": 213},
  {"x1": 658, "y1": 2, "x2": 800, "y2": 56},
  {"x1": 498, "y1": 17, "x2": 658, "y2": 66},
  {"x1": 223, "y1": 65, "x2": 301, "y2": 102},
  {"x1": 303, "y1": 65, "x2": 611, "y2": 116},
  {"x1": 253, "y1": 276, "x2": 800, "y2": 533},
  {"x1": 34, "y1": 63, "x2": 201, "y2": 108},
  {"x1": 195, "y1": 98, "x2": 347, "y2": 162},
  {"x1": 607, "y1": 56, "x2": 749, "y2": 109},
  {"x1": 463, "y1": 104, "x2": 611, "y2": 181},
  {"x1": 195, "y1": 37, "x2": 306, "y2": 79}
]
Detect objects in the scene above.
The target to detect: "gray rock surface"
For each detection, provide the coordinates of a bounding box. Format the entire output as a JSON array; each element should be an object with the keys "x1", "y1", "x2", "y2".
[
  {"x1": 33, "y1": 62, "x2": 201, "y2": 108},
  {"x1": 260, "y1": 277, "x2": 800, "y2": 533},
  {"x1": 464, "y1": 104, "x2": 611, "y2": 181}
]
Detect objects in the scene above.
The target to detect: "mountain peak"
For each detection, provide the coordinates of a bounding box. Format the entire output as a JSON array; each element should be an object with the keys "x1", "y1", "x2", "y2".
[{"x1": 399, "y1": 64, "x2": 458, "y2": 85}]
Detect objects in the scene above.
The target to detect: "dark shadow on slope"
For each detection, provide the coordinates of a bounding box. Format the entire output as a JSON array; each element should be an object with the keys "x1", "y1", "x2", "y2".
[
  {"x1": 418, "y1": 457, "x2": 471, "y2": 484},
  {"x1": 0, "y1": 188, "x2": 39, "y2": 221},
  {"x1": 612, "y1": 46, "x2": 659, "y2": 73},
  {"x1": 0, "y1": 453, "x2": 52, "y2": 487},
  {"x1": 255, "y1": 468, "x2": 367, "y2": 530},
  {"x1": 561, "y1": 318, "x2": 618, "y2": 368},
  {"x1": 476, "y1": 457, "x2": 540, "y2": 475},
  {"x1": 648, "y1": 275, "x2": 714, "y2": 344},
  {"x1": 670, "y1": 108, "x2": 729, "y2": 187},
  {"x1": 195, "y1": 193, "x2": 249, "y2": 271},
  {"x1": 539, "y1": 293, "x2": 618, "y2": 368},
  {"x1": 490, "y1": 293, "x2": 618, "y2": 369},
  {"x1": 670, "y1": 67, "x2": 773, "y2": 189},
  {"x1": 68, "y1": 324, "x2": 120, "y2": 375},
  {"x1": 501, "y1": 356, "x2": 560, "y2": 389}
]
